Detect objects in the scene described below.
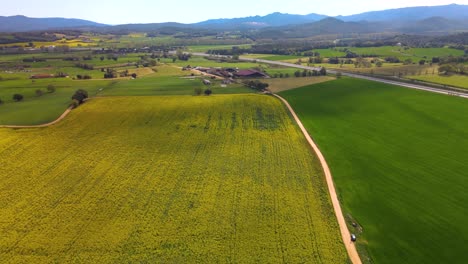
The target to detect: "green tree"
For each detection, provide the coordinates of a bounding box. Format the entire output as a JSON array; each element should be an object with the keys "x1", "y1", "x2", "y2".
[
  {"x1": 71, "y1": 89, "x2": 88, "y2": 104},
  {"x1": 204, "y1": 89, "x2": 212, "y2": 96},
  {"x1": 13, "y1": 94, "x2": 24, "y2": 102},
  {"x1": 194, "y1": 87, "x2": 202, "y2": 95},
  {"x1": 438, "y1": 64, "x2": 456, "y2": 75},
  {"x1": 319, "y1": 67, "x2": 327, "y2": 76}
]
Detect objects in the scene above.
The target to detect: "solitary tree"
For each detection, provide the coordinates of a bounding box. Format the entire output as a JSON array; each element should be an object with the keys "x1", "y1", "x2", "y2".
[
  {"x1": 204, "y1": 89, "x2": 212, "y2": 96},
  {"x1": 13, "y1": 94, "x2": 24, "y2": 102},
  {"x1": 319, "y1": 67, "x2": 327, "y2": 76},
  {"x1": 131, "y1": 73, "x2": 137, "y2": 79},
  {"x1": 71, "y1": 89, "x2": 88, "y2": 104}
]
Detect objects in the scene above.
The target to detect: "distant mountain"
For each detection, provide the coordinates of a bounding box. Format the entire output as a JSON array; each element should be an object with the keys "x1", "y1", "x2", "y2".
[
  {"x1": 398, "y1": 17, "x2": 468, "y2": 34},
  {"x1": 256, "y1": 18, "x2": 387, "y2": 39},
  {"x1": 197, "y1": 4, "x2": 468, "y2": 29},
  {"x1": 1, "y1": 4, "x2": 468, "y2": 33},
  {"x1": 196, "y1": 12, "x2": 328, "y2": 28},
  {"x1": 337, "y1": 4, "x2": 468, "y2": 22},
  {"x1": 0, "y1": 15, "x2": 107, "y2": 32},
  {"x1": 255, "y1": 16, "x2": 468, "y2": 39},
  {"x1": 108, "y1": 22, "x2": 191, "y2": 32}
]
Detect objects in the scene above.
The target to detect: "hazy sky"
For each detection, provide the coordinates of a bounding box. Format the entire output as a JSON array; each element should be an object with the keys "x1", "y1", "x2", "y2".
[{"x1": 1, "y1": 0, "x2": 467, "y2": 24}]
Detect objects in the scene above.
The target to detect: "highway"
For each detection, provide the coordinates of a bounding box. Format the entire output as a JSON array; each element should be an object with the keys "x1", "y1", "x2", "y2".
[{"x1": 188, "y1": 52, "x2": 468, "y2": 99}]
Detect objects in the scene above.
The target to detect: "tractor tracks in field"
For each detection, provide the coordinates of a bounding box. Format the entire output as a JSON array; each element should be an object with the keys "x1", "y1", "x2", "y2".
[{"x1": 273, "y1": 94, "x2": 362, "y2": 264}]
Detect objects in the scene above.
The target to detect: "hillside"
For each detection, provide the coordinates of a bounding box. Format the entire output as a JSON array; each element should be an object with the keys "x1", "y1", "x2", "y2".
[
  {"x1": 0, "y1": 15, "x2": 107, "y2": 32},
  {"x1": 338, "y1": 4, "x2": 468, "y2": 22},
  {"x1": 1, "y1": 4, "x2": 467, "y2": 33}
]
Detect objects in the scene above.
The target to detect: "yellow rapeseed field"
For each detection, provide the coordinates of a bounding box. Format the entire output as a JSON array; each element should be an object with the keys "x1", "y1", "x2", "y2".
[{"x1": 0, "y1": 95, "x2": 347, "y2": 263}]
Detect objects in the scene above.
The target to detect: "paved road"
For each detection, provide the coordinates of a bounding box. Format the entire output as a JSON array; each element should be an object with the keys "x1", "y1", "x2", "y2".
[{"x1": 189, "y1": 52, "x2": 468, "y2": 99}]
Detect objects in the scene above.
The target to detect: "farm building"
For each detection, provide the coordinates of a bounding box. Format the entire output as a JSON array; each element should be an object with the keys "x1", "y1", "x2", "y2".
[{"x1": 235, "y1": 69, "x2": 269, "y2": 78}]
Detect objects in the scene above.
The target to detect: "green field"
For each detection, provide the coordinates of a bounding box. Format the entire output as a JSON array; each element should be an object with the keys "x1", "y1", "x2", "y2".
[
  {"x1": 0, "y1": 95, "x2": 348, "y2": 263},
  {"x1": 311, "y1": 49, "x2": 347, "y2": 58},
  {"x1": 280, "y1": 78, "x2": 468, "y2": 264},
  {"x1": 258, "y1": 55, "x2": 304, "y2": 61},
  {"x1": 408, "y1": 74, "x2": 468, "y2": 89},
  {"x1": 187, "y1": 44, "x2": 252, "y2": 53},
  {"x1": 345, "y1": 46, "x2": 464, "y2": 61}
]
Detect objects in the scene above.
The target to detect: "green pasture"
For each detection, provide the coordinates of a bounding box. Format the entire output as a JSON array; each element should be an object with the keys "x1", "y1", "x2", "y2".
[
  {"x1": 408, "y1": 74, "x2": 468, "y2": 89},
  {"x1": 280, "y1": 78, "x2": 468, "y2": 264}
]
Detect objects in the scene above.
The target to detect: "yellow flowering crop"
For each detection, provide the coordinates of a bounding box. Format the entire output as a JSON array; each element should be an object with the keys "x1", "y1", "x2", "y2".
[{"x1": 0, "y1": 95, "x2": 347, "y2": 263}]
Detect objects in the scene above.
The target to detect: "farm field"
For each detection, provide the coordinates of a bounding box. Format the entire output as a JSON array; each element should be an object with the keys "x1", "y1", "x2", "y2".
[
  {"x1": 0, "y1": 63, "x2": 253, "y2": 125},
  {"x1": 258, "y1": 55, "x2": 304, "y2": 61},
  {"x1": 280, "y1": 78, "x2": 468, "y2": 264},
  {"x1": 345, "y1": 46, "x2": 464, "y2": 61},
  {"x1": 408, "y1": 74, "x2": 468, "y2": 89},
  {"x1": 264, "y1": 76, "x2": 335, "y2": 93},
  {"x1": 0, "y1": 95, "x2": 348, "y2": 263},
  {"x1": 187, "y1": 44, "x2": 252, "y2": 53}
]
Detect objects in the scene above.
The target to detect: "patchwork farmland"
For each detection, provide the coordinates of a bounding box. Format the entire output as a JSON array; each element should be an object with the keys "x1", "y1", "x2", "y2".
[{"x1": 0, "y1": 95, "x2": 348, "y2": 263}]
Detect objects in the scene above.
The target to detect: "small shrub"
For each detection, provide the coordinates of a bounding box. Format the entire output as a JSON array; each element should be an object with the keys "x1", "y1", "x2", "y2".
[
  {"x1": 13, "y1": 94, "x2": 24, "y2": 102},
  {"x1": 35, "y1": 89, "x2": 44, "y2": 97},
  {"x1": 47, "y1": 84, "x2": 56, "y2": 93},
  {"x1": 204, "y1": 89, "x2": 212, "y2": 96},
  {"x1": 194, "y1": 87, "x2": 203, "y2": 95},
  {"x1": 70, "y1": 99, "x2": 80, "y2": 109}
]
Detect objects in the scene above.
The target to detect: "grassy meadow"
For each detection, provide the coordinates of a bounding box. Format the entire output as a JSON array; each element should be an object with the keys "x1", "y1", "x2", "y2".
[
  {"x1": 408, "y1": 74, "x2": 468, "y2": 89},
  {"x1": 280, "y1": 78, "x2": 468, "y2": 264},
  {"x1": 0, "y1": 95, "x2": 348, "y2": 263}
]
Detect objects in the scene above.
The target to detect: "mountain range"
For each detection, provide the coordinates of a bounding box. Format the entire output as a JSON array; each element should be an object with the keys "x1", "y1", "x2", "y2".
[{"x1": 0, "y1": 4, "x2": 467, "y2": 33}]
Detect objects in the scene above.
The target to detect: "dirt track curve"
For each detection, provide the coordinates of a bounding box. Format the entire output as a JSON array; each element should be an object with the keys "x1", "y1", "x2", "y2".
[
  {"x1": 0, "y1": 106, "x2": 73, "y2": 129},
  {"x1": 273, "y1": 94, "x2": 362, "y2": 264}
]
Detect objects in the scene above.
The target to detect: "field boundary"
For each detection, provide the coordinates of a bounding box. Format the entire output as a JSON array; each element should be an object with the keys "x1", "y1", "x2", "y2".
[
  {"x1": 273, "y1": 94, "x2": 362, "y2": 264},
  {"x1": 0, "y1": 106, "x2": 73, "y2": 129}
]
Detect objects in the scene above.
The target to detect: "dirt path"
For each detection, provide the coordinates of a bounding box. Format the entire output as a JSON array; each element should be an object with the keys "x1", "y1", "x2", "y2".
[
  {"x1": 273, "y1": 94, "x2": 362, "y2": 264},
  {"x1": 0, "y1": 106, "x2": 73, "y2": 129}
]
